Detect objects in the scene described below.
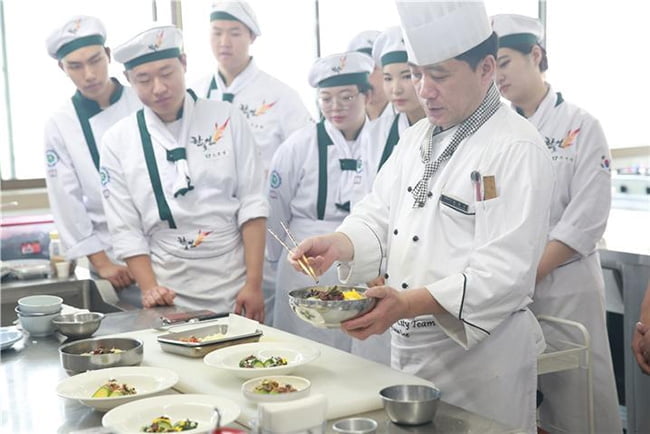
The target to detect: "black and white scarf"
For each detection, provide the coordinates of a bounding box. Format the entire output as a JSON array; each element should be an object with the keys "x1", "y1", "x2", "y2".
[{"x1": 412, "y1": 83, "x2": 501, "y2": 208}]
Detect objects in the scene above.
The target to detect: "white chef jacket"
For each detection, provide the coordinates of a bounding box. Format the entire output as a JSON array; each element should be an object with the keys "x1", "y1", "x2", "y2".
[
  {"x1": 336, "y1": 104, "x2": 554, "y2": 432},
  {"x1": 44, "y1": 79, "x2": 141, "y2": 260},
  {"x1": 192, "y1": 59, "x2": 313, "y2": 174},
  {"x1": 366, "y1": 111, "x2": 410, "y2": 176},
  {"x1": 266, "y1": 119, "x2": 382, "y2": 354},
  {"x1": 100, "y1": 91, "x2": 268, "y2": 312},
  {"x1": 525, "y1": 86, "x2": 621, "y2": 434}
]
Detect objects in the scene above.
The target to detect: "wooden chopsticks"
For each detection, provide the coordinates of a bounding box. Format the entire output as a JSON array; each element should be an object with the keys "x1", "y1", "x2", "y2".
[{"x1": 267, "y1": 223, "x2": 319, "y2": 283}]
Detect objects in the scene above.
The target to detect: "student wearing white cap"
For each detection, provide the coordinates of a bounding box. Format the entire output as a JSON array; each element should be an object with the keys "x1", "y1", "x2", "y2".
[
  {"x1": 44, "y1": 15, "x2": 141, "y2": 303},
  {"x1": 348, "y1": 30, "x2": 391, "y2": 122},
  {"x1": 493, "y1": 14, "x2": 621, "y2": 434},
  {"x1": 288, "y1": 1, "x2": 554, "y2": 431},
  {"x1": 366, "y1": 26, "x2": 425, "y2": 176},
  {"x1": 100, "y1": 24, "x2": 268, "y2": 319},
  {"x1": 266, "y1": 52, "x2": 379, "y2": 354},
  {"x1": 192, "y1": 0, "x2": 312, "y2": 176}
]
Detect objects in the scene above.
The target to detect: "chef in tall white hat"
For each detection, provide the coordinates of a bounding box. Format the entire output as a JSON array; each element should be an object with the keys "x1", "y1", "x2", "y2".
[
  {"x1": 366, "y1": 26, "x2": 425, "y2": 177},
  {"x1": 493, "y1": 13, "x2": 621, "y2": 434},
  {"x1": 286, "y1": 1, "x2": 554, "y2": 431},
  {"x1": 101, "y1": 24, "x2": 268, "y2": 319},
  {"x1": 44, "y1": 15, "x2": 141, "y2": 303},
  {"x1": 266, "y1": 51, "x2": 388, "y2": 359},
  {"x1": 347, "y1": 30, "x2": 391, "y2": 122}
]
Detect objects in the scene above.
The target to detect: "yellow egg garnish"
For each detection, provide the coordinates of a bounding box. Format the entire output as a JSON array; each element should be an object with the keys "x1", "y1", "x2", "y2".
[{"x1": 342, "y1": 290, "x2": 365, "y2": 300}]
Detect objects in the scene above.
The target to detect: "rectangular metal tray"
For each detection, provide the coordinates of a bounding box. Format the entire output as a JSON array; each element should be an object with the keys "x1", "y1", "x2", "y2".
[{"x1": 157, "y1": 324, "x2": 263, "y2": 358}]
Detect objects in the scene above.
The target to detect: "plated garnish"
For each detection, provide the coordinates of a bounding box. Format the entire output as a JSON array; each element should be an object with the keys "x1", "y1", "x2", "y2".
[
  {"x1": 306, "y1": 286, "x2": 366, "y2": 301},
  {"x1": 142, "y1": 416, "x2": 198, "y2": 432},
  {"x1": 238, "y1": 354, "x2": 288, "y2": 368},
  {"x1": 92, "y1": 379, "x2": 137, "y2": 397},
  {"x1": 253, "y1": 379, "x2": 298, "y2": 394},
  {"x1": 178, "y1": 332, "x2": 225, "y2": 343}
]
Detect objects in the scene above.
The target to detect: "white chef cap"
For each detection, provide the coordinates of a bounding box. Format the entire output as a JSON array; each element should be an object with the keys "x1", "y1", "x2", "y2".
[
  {"x1": 210, "y1": 1, "x2": 261, "y2": 37},
  {"x1": 113, "y1": 25, "x2": 183, "y2": 70},
  {"x1": 308, "y1": 52, "x2": 374, "y2": 88},
  {"x1": 396, "y1": 0, "x2": 492, "y2": 66},
  {"x1": 46, "y1": 15, "x2": 106, "y2": 60},
  {"x1": 372, "y1": 26, "x2": 407, "y2": 67},
  {"x1": 347, "y1": 30, "x2": 381, "y2": 57},
  {"x1": 491, "y1": 14, "x2": 544, "y2": 48}
]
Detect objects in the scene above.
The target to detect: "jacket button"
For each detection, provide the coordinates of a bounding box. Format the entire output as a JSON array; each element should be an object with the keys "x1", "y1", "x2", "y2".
[
  {"x1": 427, "y1": 192, "x2": 433, "y2": 198},
  {"x1": 384, "y1": 273, "x2": 389, "y2": 279},
  {"x1": 407, "y1": 186, "x2": 412, "y2": 192},
  {"x1": 393, "y1": 229, "x2": 398, "y2": 235},
  {"x1": 412, "y1": 235, "x2": 419, "y2": 242},
  {"x1": 401, "y1": 282, "x2": 408, "y2": 289}
]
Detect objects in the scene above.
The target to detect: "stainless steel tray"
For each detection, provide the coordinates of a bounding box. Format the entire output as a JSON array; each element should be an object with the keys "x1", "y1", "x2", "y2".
[{"x1": 157, "y1": 324, "x2": 263, "y2": 358}]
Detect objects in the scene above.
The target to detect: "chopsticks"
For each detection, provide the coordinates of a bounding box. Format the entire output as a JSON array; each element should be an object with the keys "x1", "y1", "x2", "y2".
[{"x1": 267, "y1": 223, "x2": 319, "y2": 283}]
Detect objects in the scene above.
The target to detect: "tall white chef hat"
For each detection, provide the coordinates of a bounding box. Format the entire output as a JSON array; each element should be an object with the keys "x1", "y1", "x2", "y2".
[
  {"x1": 347, "y1": 30, "x2": 381, "y2": 57},
  {"x1": 210, "y1": 1, "x2": 261, "y2": 37},
  {"x1": 308, "y1": 52, "x2": 374, "y2": 88},
  {"x1": 113, "y1": 25, "x2": 184, "y2": 70},
  {"x1": 372, "y1": 26, "x2": 408, "y2": 67},
  {"x1": 491, "y1": 14, "x2": 544, "y2": 48},
  {"x1": 395, "y1": 0, "x2": 492, "y2": 66},
  {"x1": 46, "y1": 15, "x2": 106, "y2": 60}
]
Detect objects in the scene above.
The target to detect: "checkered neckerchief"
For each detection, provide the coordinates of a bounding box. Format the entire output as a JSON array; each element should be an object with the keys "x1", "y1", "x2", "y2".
[{"x1": 412, "y1": 83, "x2": 501, "y2": 208}]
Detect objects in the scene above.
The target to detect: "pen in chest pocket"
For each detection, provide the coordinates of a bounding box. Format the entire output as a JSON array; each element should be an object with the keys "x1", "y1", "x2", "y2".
[{"x1": 470, "y1": 170, "x2": 482, "y2": 201}]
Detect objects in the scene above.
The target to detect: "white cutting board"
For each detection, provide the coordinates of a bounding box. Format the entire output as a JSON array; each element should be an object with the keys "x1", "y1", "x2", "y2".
[{"x1": 110, "y1": 320, "x2": 434, "y2": 425}]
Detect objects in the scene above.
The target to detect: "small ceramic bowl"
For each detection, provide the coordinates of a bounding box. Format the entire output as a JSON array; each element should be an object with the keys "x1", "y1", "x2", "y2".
[
  {"x1": 17, "y1": 295, "x2": 63, "y2": 314},
  {"x1": 15, "y1": 306, "x2": 62, "y2": 337}
]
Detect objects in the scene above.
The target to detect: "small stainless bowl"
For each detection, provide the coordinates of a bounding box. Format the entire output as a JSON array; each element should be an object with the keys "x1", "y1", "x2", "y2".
[
  {"x1": 379, "y1": 384, "x2": 441, "y2": 426},
  {"x1": 332, "y1": 417, "x2": 378, "y2": 433},
  {"x1": 288, "y1": 286, "x2": 376, "y2": 328},
  {"x1": 59, "y1": 337, "x2": 143, "y2": 375},
  {"x1": 53, "y1": 312, "x2": 105, "y2": 339}
]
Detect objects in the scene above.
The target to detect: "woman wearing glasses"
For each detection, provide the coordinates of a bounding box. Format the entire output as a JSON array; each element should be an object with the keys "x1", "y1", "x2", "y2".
[
  {"x1": 265, "y1": 52, "x2": 375, "y2": 353},
  {"x1": 367, "y1": 26, "x2": 425, "y2": 176}
]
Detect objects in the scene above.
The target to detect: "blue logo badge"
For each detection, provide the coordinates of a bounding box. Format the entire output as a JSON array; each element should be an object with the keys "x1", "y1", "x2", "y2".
[
  {"x1": 270, "y1": 170, "x2": 282, "y2": 189},
  {"x1": 46, "y1": 149, "x2": 59, "y2": 167},
  {"x1": 99, "y1": 166, "x2": 110, "y2": 186}
]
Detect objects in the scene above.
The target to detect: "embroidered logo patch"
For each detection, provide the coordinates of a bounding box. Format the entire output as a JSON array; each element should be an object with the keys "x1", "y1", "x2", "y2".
[
  {"x1": 147, "y1": 29, "x2": 164, "y2": 52},
  {"x1": 600, "y1": 155, "x2": 611, "y2": 171},
  {"x1": 331, "y1": 55, "x2": 347, "y2": 73},
  {"x1": 560, "y1": 128, "x2": 580, "y2": 149},
  {"x1": 46, "y1": 149, "x2": 59, "y2": 167},
  {"x1": 67, "y1": 18, "x2": 82, "y2": 34},
  {"x1": 99, "y1": 166, "x2": 110, "y2": 186},
  {"x1": 212, "y1": 117, "x2": 230, "y2": 142},
  {"x1": 270, "y1": 170, "x2": 282, "y2": 189},
  {"x1": 177, "y1": 230, "x2": 213, "y2": 250}
]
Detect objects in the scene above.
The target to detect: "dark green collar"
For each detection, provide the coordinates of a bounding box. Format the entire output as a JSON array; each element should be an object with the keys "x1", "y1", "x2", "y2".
[{"x1": 71, "y1": 77, "x2": 124, "y2": 118}]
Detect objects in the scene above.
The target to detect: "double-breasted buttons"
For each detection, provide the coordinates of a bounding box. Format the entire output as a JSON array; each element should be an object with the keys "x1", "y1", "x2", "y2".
[
  {"x1": 384, "y1": 273, "x2": 389, "y2": 279},
  {"x1": 427, "y1": 192, "x2": 433, "y2": 198},
  {"x1": 401, "y1": 282, "x2": 408, "y2": 289},
  {"x1": 412, "y1": 235, "x2": 419, "y2": 242},
  {"x1": 393, "y1": 229, "x2": 398, "y2": 235},
  {"x1": 407, "y1": 186, "x2": 412, "y2": 192}
]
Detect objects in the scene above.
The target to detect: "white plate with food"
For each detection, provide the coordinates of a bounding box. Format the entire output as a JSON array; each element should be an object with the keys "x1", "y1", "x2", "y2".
[
  {"x1": 203, "y1": 342, "x2": 320, "y2": 379},
  {"x1": 102, "y1": 393, "x2": 240, "y2": 433},
  {"x1": 55, "y1": 366, "x2": 179, "y2": 411},
  {"x1": 0, "y1": 327, "x2": 23, "y2": 351},
  {"x1": 241, "y1": 375, "x2": 311, "y2": 403}
]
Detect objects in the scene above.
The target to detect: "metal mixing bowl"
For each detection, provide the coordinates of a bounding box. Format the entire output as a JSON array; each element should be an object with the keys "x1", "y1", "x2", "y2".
[
  {"x1": 288, "y1": 286, "x2": 376, "y2": 328},
  {"x1": 379, "y1": 384, "x2": 441, "y2": 426},
  {"x1": 53, "y1": 312, "x2": 105, "y2": 339},
  {"x1": 59, "y1": 337, "x2": 143, "y2": 375}
]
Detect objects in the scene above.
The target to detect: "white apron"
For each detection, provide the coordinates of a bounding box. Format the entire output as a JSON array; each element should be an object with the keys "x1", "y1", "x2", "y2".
[
  {"x1": 524, "y1": 87, "x2": 621, "y2": 434},
  {"x1": 44, "y1": 79, "x2": 141, "y2": 260},
  {"x1": 337, "y1": 105, "x2": 554, "y2": 432},
  {"x1": 268, "y1": 120, "x2": 390, "y2": 360},
  {"x1": 100, "y1": 91, "x2": 268, "y2": 312}
]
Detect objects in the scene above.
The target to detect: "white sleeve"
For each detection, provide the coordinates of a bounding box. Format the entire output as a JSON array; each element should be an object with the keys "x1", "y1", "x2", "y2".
[
  {"x1": 43, "y1": 117, "x2": 105, "y2": 260},
  {"x1": 230, "y1": 108, "x2": 270, "y2": 227},
  {"x1": 100, "y1": 126, "x2": 150, "y2": 260},
  {"x1": 549, "y1": 115, "x2": 611, "y2": 255}
]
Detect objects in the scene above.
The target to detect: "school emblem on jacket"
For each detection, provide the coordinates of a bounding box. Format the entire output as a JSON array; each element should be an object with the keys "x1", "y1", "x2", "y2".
[
  {"x1": 600, "y1": 155, "x2": 611, "y2": 172},
  {"x1": 46, "y1": 149, "x2": 60, "y2": 167},
  {"x1": 270, "y1": 170, "x2": 282, "y2": 189},
  {"x1": 331, "y1": 55, "x2": 347, "y2": 73},
  {"x1": 212, "y1": 118, "x2": 230, "y2": 142},
  {"x1": 240, "y1": 101, "x2": 277, "y2": 120},
  {"x1": 147, "y1": 30, "x2": 165, "y2": 52},
  {"x1": 545, "y1": 128, "x2": 581, "y2": 154},
  {"x1": 177, "y1": 230, "x2": 213, "y2": 250},
  {"x1": 99, "y1": 166, "x2": 111, "y2": 186}
]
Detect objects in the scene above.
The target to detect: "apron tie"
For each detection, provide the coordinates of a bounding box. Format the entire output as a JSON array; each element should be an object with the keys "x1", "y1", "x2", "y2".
[{"x1": 412, "y1": 83, "x2": 501, "y2": 208}]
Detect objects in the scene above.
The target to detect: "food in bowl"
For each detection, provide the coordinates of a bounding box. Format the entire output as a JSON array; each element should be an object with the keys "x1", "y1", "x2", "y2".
[
  {"x1": 142, "y1": 416, "x2": 198, "y2": 432},
  {"x1": 59, "y1": 337, "x2": 144, "y2": 375},
  {"x1": 306, "y1": 286, "x2": 366, "y2": 301},
  {"x1": 92, "y1": 379, "x2": 137, "y2": 397},
  {"x1": 239, "y1": 354, "x2": 288, "y2": 368},
  {"x1": 288, "y1": 286, "x2": 376, "y2": 328},
  {"x1": 253, "y1": 378, "x2": 298, "y2": 394},
  {"x1": 81, "y1": 345, "x2": 125, "y2": 355}
]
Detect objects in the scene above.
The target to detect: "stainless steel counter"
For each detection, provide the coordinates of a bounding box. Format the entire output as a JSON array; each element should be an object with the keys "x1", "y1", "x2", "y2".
[{"x1": 1, "y1": 304, "x2": 518, "y2": 433}]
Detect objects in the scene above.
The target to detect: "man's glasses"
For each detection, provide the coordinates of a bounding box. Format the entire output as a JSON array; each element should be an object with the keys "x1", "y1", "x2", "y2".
[{"x1": 318, "y1": 93, "x2": 360, "y2": 110}]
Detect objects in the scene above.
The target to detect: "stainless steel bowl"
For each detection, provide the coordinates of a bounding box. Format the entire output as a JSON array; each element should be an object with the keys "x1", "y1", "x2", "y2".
[
  {"x1": 288, "y1": 286, "x2": 376, "y2": 328},
  {"x1": 379, "y1": 384, "x2": 441, "y2": 426},
  {"x1": 59, "y1": 337, "x2": 144, "y2": 375},
  {"x1": 53, "y1": 312, "x2": 105, "y2": 339}
]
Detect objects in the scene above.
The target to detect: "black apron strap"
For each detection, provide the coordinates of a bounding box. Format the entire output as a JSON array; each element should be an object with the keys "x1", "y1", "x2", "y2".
[
  {"x1": 378, "y1": 114, "x2": 401, "y2": 171},
  {"x1": 137, "y1": 109, "x2": 177, "y2": 229},
  {"x1": 316, "y1": 120, "x2": 333, "y2": 220},
  {"x1": 71, "y1": 96, "x2": 100, "y2": 171}
]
